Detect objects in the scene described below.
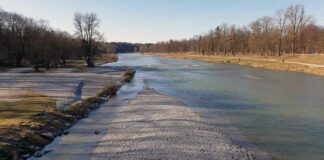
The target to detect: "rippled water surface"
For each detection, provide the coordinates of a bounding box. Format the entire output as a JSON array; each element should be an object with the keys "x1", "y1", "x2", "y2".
[{"x1": 104, "y1": 53, "x2": 324, "y2": 160}]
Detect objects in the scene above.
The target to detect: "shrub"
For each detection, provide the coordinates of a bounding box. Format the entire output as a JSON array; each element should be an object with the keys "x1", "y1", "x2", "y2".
[
  {"x1": 123, "y1": 68, "x2": 136, "y2": 82},
  {"x1": 64, "y1": 101, "x2": 95, "y2": 118},
  {"x1": 85, "y1": 96, "x2": 107, "y2": 104},
  {"x1": 98, "y1": 82, "x2": 121, "y2": 97}
]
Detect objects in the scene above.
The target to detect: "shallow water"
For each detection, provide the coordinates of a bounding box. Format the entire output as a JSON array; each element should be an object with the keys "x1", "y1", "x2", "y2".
[{"x1": 103, "y1": 53, "x2": 324, "y2": 160}]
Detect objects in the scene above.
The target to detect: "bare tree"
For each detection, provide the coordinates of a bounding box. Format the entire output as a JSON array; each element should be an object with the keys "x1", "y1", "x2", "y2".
[
  {"x1": 219, "y1": 24, "x2": 229, "y2": 55},
  {"x1": 74, "y1": 12, "x2": 102, "y2": 67},
  {"x1": 0, "y1": 10, "x2": 7, "y2": 63},
  {"x1": 250, "y1": 17, "x2": 273, "y2": 55},
  {"x1": 275, "y1": 9, "x2": 287, "y2": 56},
  {"x1": 0, "y1": 9, "x2": 7, "y2": 38},
  {"x1": 0, "y1": 8, "x2": 85, "y2": 69},
  {"x1": 9, "y1": 13, "x2": 28, "y2": 67},
  {"x1": 286, "y1": 5, "x2": 310, "y2": 54},
  {"x1": 250, "y1": 19, "x2": 263, "y2": 54},
  {"x1": 141, "y1": 5, "x2": 324, "y2": 56}
]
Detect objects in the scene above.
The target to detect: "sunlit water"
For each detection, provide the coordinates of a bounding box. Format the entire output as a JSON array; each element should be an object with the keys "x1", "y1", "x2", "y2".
[{"x1": 103, "y1": 53, "x2": 324, "y2": 160}]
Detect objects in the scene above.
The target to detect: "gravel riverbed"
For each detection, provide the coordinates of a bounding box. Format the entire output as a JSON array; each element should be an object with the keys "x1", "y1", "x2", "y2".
[
  {"x1": 92, "y1": 88, "x2": 254, "y2": 160},
  {"x1": 31, "y1": 87, "x2": 254, "y2": 160}
]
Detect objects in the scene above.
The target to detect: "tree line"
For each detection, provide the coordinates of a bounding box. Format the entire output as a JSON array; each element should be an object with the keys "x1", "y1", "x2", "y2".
[
  {"x1": 105, "y1": 42, "x2": 141, "y2": 53},
  {"x1": 140, "y1": 5, "x2": 324, "y2": 56},
  {"x1": 0, "y1": 8, "x2": 106, "y2": 70}
]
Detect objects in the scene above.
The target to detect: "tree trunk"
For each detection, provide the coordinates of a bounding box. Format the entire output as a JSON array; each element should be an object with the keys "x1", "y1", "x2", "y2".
[
  {"x1": 62, "y1": 58, "x2": 66, "y2": 65},
  {"x1": 86, "y1": 56, "x2": 94, "y2": 67},
  {"x1": 292, "y1": 36, "x2": 296, "y2": 54},
  {"x1": 278, "y1": 38, "x2": 282, "y2": 56},
  {"x1": 34, "y1": 64, "x2": 39, "y2": 72},
  {"x1": 15, "y1": 57, "x2": 22, "y2": 67}
]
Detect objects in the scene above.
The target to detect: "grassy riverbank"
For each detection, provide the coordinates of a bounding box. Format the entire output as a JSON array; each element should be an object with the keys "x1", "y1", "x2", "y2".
[
  {"x1": 0, "y1": 54, "x2": 118, "y2": 74},
  {"x1": 68, "y1": 54, "x2": 119, "y2": 73},
  {"x1": 148, "y1": 53, "x2": 324, "y2": 76},
  {"x1": 65, "y1": 53, "x2": 119, "y2": 68}
]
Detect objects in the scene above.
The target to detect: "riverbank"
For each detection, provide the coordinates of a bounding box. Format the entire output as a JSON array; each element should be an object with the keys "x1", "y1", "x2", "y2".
[
  {"x1": 32, "y1": 87, "x2": 254, "y2": 160},
  {"x1": 147, "y1": 53, "x2": 324, "y2": 76},
  {"x1": 0, "y1": 65, "x2": 134, "y2": 159}
]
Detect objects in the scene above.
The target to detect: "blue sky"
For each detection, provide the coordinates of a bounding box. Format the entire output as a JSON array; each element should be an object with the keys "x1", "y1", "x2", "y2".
[{"x1": 1, "y1": 0, "x2": 324, "y2": 43}]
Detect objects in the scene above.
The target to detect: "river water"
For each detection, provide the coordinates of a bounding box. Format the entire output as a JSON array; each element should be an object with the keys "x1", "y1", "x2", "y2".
[{"x1": 103, "y1": 53, "x2": 324, "y2": 160}]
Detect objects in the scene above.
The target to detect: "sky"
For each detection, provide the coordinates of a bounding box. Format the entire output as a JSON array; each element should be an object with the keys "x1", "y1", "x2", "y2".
[{"x1": 1, "y1": 0, "x2": 324, "y2": 43}]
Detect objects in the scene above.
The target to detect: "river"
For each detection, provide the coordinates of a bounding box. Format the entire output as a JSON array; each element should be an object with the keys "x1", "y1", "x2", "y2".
[{"x1": 103, "y1": 53, "x2": 324, "y2": 160}]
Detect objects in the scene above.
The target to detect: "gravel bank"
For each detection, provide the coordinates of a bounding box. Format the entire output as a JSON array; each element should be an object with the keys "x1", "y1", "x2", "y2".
[{"x1": 91, "y1": 88, "x2": 254, "y2": 160}]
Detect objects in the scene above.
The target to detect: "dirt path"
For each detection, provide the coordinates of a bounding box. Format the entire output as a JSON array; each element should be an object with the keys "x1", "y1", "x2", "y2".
[{"x1": 91, "y1": 88, "x2": 254, "y2": 160}]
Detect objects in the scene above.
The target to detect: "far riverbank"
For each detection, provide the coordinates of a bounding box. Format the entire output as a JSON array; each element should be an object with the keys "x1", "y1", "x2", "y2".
[{"x1": 145, "y1": 53, "x2": 324, "y2": 76}]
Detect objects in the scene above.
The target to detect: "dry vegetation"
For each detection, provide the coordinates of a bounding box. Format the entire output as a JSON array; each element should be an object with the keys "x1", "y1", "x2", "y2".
[
  {"x1": 97, "y1": 82, "x2": 121, "y2": 97},
  {"x1": 154, "y1": 53, "x2": 324, "y2": 76},
  {"x1": 67, "y1": 54, "x2": 118, "y2": 73},
  {"x1": 0, "y1": 92, "x2": 76, "y2": 159},
  {"x1": 64, "y1": 59, "x2": 87, "y2": 68},
  {"x1": 97, "y1": 69, "x2": 136, "y2": 98},
  {"x1": 64, "y1": 54, "x2": 118, "y2": 68},
  {"x1": 94, "y1": 54, "x2": 119, "y2": 65},
  {"x1": 122, "y1": 68, "x2": 136, "y2": 82},
  {"x1": 283, "y1": 54, "x2": 324, "y2": 65},
  {"x1": 0, "y1": 93, "x2": 56, "y2": 126}
]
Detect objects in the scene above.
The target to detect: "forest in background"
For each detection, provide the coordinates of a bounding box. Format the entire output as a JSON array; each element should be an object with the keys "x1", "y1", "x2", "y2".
[
  {"x1": 2, "y1": 4, "x2": 323, "y2": 70},
  {"x1": 140, "y1": 5, "x2": 324, "y2": 56},
  {"x1": 105, "y1": 42, "x2": 141, "y2": 53},
  {"x1": 0, "y1": 8, "x2": 134, "y2": 69},
  {"x1": 0, "y1": 8, "x2": 108, "y2": 69}
]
